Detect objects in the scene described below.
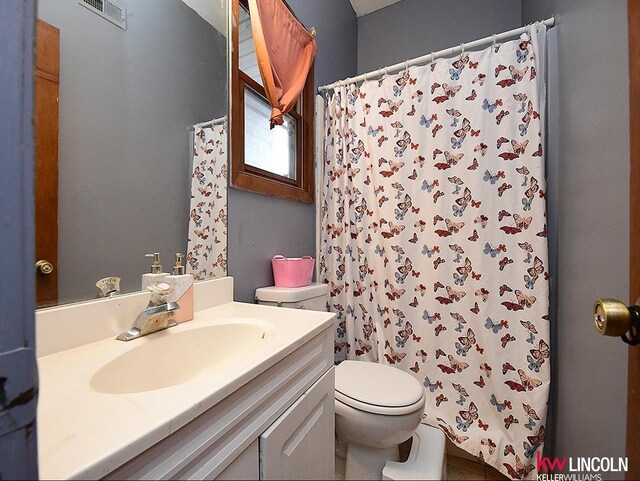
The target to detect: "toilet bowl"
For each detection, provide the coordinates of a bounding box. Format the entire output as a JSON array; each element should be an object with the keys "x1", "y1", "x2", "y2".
[{"x1": 335, "y1": 360, "x2": 426, "y2": 480}]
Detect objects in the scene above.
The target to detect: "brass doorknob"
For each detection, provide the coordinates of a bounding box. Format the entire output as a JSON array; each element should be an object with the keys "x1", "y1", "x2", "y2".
[
  {"x1": 594, "y1": 298, "x2": 640, "y2": 342},
  {"x1": 35, "y1": 259, "x2": 54, "y2": 275}
]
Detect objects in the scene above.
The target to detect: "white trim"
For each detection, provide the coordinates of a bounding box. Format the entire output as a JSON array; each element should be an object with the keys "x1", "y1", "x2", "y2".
[{"x1": 314, "y1": 94, "x2": 325, "y2": 282}]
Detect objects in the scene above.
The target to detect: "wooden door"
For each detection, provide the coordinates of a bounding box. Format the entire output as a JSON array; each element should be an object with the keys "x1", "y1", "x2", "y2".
[
  {"x1": 629, "y1": 2, "x2": 640, "y2": 479},
  {"x1": 34, "y1": 19, "x2": 60, "y2": 308}
]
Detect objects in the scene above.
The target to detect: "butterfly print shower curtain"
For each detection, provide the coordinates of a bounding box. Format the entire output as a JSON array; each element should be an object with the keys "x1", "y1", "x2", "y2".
[{"x1": 320, "y1": 25, "x2": 549, "y2": 480}]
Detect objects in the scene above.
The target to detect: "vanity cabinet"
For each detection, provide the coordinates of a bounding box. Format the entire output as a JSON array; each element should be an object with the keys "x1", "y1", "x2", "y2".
[
  {"x1": 215, "y1": 369, "x2": 334, "y2": 480},
  {"x1": 259, "y1": 369, "x2": 335, "y2": 480},
  {"x1": 215, "y1": 441, "x2": 259, "y2": 480},
  {"x1": 103, "y1": 328, "x2": 334, "y2": 480}
]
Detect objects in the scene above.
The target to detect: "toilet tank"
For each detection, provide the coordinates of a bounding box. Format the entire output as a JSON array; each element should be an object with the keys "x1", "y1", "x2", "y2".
[{"x1": 255, "y1": 283, "x2": 329, "y2": 311}]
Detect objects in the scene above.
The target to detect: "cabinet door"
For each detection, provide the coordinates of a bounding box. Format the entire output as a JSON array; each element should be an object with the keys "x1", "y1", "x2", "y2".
[
  {"x1": 259, "y1": 368, "x2": 334, "y2": 480},
  {"x1": 214, "y1": 440, "x2": 259, "y2": 480}
]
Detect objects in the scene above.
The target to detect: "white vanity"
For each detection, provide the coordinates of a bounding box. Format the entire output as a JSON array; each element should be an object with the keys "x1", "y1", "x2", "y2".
[{"x1": 36, "y1": 277, "x2": 336, "y2": 480}]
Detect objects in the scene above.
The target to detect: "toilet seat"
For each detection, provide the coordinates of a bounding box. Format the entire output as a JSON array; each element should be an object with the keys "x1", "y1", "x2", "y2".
[{"x1": 335, "y1": 361, "x2": 425, "y2": 415}]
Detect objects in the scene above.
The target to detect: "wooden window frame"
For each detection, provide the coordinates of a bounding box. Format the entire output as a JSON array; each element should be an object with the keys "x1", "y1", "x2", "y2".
[{"x1": 231, "y1": 0, "x2": 315, "y2": 203}]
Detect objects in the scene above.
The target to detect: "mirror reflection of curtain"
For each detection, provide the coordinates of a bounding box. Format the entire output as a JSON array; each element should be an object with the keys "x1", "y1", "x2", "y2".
[{"x1": 186, "y1": 119, "x2": 228, "y2": 279}]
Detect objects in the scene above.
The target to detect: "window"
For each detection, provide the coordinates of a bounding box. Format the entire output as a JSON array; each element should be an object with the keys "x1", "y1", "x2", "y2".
[
  {"x1": 231, "y1": 0, "x2": 315, "y2": 203},
  {"x1": 244, "y1": 87, "x2": 297, "y2": 180}
]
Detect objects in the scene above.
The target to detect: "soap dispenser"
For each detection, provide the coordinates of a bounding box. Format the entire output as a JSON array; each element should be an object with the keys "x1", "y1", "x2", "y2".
[
  {"x1": 165, "y1": 253, "x2": 194, "y2": 323},
  {"x1": 141, "y1": 253, "x2": 169, "y2": 291}
]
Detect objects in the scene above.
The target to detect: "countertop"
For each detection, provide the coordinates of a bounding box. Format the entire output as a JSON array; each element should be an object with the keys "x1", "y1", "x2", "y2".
[{"x1": 37, "y1": 301, "x2": 334, "y2": 480}]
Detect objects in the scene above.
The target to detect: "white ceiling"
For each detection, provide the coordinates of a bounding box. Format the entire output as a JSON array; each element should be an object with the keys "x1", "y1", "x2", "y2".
[
  {"x1": 349, "y1": 0, "x2": 404, "y2": 17},
  {"x1": 180, "y1": 0, "x2": 227, "y2": 36}
]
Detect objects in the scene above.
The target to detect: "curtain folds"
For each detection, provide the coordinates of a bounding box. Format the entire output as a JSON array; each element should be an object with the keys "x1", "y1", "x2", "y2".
[
  {"x1": 320, "y1": 25, "x2": 550, "y2": 480},
  {"x1": 248, "y1": 0, "x2": 317, "y2": 128}
]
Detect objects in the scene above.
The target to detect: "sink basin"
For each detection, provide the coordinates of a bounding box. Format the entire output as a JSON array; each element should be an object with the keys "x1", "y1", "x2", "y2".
[{"x1": 91, "y1": 320, "x2": 270, "y2": 394}]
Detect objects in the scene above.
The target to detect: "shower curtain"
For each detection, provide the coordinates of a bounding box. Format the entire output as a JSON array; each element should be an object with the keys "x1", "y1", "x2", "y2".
[
  {"x1": 186, "y1": 120, "x2": 228, "y2": 279},
  {"x1": 320, "y1": 25, "x2": 549, "y2": 480}
]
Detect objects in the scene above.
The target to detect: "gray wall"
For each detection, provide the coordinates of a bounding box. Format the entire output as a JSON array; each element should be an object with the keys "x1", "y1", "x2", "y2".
[
  {"x1": 37, "y1": 0, "x2": 227, "y2": 304},
  {"x1": 228, "y1": 0, "x2": 358, "y2": 302},
  {"x1": 357, "y1": 0, "x2": 521, "y2": 73},
  {"x1": 522, "y1": 0, "x2": 629, "y2": 468}
]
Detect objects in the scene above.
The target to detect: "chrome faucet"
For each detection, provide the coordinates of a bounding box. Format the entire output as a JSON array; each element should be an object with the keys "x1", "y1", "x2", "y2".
[{"x1": 116, "y1": 283, "x2": 180, "y2": 341}]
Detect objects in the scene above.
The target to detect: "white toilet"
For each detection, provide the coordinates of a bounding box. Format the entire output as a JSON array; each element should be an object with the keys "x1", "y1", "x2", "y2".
[
  {"x1": 254, "y1": 282, "x2": 330, "y2": 310},
  {"x1": 255, "y1": 283, "x2": 446, "y2": 480},
  {"x1": 334, "y1": 360, "x2": 426, "y2": 479}
]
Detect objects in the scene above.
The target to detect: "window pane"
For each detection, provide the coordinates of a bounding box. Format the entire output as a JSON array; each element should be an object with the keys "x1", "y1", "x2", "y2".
[
  {"x1": 239, "y1": 4, "x2": 263, "y2": 86},
  {"x1": 244, "y1": 88, "x2": 296, "y2": 180}
]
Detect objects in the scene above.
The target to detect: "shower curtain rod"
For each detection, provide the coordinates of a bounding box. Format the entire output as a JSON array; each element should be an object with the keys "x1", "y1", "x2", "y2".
[
  {"x1": 317, "y1": 16, "x2": 555, "y2": 93},
  {"x1": 188, "y1": 116, "x2": 227, "y2": 131}
]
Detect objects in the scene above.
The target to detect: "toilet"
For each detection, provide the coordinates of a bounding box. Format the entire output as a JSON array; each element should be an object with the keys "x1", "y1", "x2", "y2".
[
  {"x1": 255, "y1": 283, "x2": 446, "y2": 480},
  {"x1": 334, "y1": 360, "x2": 426, "y2": 479},
  {"x1": 254, "y1": 282, "x2": 329, "y2": 310}
]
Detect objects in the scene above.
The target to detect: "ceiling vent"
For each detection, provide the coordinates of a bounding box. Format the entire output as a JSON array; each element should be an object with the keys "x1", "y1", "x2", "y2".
[{"x1": 79, "y1": 0, "x2": 127, "y2": 30}]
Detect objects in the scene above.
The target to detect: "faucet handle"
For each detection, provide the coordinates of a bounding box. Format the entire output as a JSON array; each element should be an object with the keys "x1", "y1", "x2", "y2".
[
  {"x1": 96, "y1": 276, "x2": 121, "y2": 297},
  {"x1": 147, "y1": 282, "x2": 173, "y2": 305}
]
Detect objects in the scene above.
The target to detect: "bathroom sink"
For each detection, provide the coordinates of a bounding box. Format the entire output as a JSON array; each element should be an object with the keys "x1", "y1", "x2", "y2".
[{"x1": 90, "y1": 320, "x2": 270, "y2": 394}]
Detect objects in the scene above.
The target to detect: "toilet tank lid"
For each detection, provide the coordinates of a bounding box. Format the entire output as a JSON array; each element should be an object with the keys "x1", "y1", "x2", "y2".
[{"x1": 255, "y1": 283, "x2": 329, "y2": 303}]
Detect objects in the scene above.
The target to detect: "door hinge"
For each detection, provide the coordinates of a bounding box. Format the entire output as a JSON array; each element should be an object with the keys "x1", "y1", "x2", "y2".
[{"x1": 0, "y1": 348, "x2": 38, "y2": 436}]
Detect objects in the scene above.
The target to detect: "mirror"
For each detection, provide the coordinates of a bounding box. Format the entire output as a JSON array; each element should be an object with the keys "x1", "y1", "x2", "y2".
[{"x1": 35, "y1": 0, "x2": 229, "y2": 308}]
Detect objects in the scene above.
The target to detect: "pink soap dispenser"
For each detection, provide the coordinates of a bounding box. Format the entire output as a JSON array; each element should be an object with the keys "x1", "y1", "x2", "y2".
[{"x1": 165, "y1": 253, "x2": 194, "y2": 323}]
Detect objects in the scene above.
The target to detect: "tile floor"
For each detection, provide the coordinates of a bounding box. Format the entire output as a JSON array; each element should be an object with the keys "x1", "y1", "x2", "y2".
[
  {"x1": 447, "y1": 454, "x2": 510, "y2": 480},
  {"x1": 337, "y1": 449, "x2": 509, "y2": 480}
]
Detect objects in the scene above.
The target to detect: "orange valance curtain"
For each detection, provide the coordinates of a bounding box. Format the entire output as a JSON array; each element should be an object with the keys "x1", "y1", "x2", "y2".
[{"x1": 248, "y1": 0, "x2": 317, "y2": 128}]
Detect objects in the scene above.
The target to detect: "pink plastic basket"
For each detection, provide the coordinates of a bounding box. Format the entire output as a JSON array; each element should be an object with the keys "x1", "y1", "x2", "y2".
[{"x1": 272, "y1": 255, "x2": 315, "y2": 288}]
